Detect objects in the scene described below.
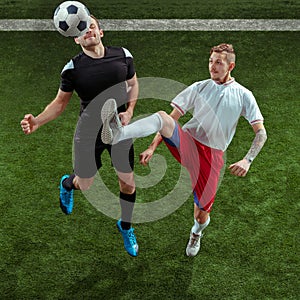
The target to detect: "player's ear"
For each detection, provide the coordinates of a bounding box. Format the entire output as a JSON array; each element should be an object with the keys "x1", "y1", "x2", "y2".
[
  {"x1": 74, "y1": 37, "x2": 80, "y2": 44},
  {"x1": 99, "y1": 29, "x2": 104, "y2": 37},
  {"x1": 229, "y1": 62, "x2": 235, "y2": 72}
]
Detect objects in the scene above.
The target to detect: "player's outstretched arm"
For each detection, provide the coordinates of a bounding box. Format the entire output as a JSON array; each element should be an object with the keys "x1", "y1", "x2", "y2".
[
  {"x1": 20, "y1": 89, "x2": 72, "y2": 135},
  {"x1": 229, "y1": 123, "x2": 267, "y2": 177}
]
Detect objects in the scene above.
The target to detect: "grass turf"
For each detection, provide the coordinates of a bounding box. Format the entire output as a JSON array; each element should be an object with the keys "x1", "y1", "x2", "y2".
[
  {"x1": 0, "y1": 1, "x2": 299, "y2": 299},
  {"x1": 0, "y1": 30, "x2": 299, "y2": 299},
  {"x1": 1, "y1": 0, "x2": 300, "y2": 19}
]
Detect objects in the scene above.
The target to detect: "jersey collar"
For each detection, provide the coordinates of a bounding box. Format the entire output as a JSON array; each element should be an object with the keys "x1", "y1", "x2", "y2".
[{"x1": 213, "y1": 78, "x2": 235, "y2": 86}]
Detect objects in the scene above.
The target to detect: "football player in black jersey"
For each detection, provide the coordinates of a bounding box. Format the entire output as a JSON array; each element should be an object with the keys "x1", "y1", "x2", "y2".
[{"x1": 20, "y1": 16, "x2": 139, "y2": 257}]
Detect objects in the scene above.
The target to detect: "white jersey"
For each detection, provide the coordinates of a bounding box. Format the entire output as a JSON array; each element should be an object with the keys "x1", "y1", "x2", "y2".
[{"x1": 171, "y1": 78, "x2": 264, "y2": 151}]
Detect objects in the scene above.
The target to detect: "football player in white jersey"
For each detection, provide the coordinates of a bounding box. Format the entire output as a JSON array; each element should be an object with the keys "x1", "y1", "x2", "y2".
[{"x1": 101, "y1": 43, "x2": 267, "y2": 257}]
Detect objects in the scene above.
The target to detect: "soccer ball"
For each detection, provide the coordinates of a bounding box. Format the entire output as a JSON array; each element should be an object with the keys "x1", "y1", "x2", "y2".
[{"x1": 53, "y1": 1, "x2": 91, "y2": 37}]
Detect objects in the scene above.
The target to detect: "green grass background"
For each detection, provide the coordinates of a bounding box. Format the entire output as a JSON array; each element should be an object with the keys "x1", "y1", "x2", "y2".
[
  {"x1": 1, "y1": 0, "x2": 300, "y2": 19},
  {"x1": 0, "y1": 1, "x2": 299, "y2": 299}
]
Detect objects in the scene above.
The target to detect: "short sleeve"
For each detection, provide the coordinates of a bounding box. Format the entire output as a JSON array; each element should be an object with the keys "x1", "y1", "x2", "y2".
[
  {"x1": 122, "y1": 47, "x2": 135, "y2": 80},
  {"x1": 171, "y1": 82, "x2": 199, "y2": 115},
  {"x1": 60, "y1": 59, "x2": 75, "y2": 92},
  {"x1": 242, "y1": 91, "x2": 264, "y2": 125}
]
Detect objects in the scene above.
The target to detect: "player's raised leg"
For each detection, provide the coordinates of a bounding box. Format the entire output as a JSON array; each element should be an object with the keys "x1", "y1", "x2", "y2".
[{"x1": 101, "y1": 99, "x2": 176, "y2": 144}]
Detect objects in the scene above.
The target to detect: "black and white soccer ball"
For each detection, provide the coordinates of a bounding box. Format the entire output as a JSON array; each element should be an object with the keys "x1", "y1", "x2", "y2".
[{"x1": 53, "y1": 1, "x2": 91, "y2": 37}]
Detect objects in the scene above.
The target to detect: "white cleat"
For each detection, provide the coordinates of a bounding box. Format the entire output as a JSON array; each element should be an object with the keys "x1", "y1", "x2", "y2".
[
  {"x1": 101, "y1": 98, "x2": 122, "y2": 144},
  {"x1": 186, "y1": 232, "x2": 203, "y2": 257}
]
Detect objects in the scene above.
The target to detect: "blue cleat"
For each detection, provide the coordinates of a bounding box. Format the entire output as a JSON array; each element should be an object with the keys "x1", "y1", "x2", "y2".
[
  {"x1": 59, "y1": 175, "x2": 74, "y2": 215},
  {"x1": 116, "y1": 219, "x2": 139, "y2": 257}
]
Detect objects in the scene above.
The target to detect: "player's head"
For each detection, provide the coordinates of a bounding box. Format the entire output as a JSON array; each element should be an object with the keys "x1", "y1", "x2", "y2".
[
  {"x1": 74, "y1": 15, "x2": 104, "y2": 47},
  {"x1": 209, "y1": 43, "x2": 236, "y2": 83}
]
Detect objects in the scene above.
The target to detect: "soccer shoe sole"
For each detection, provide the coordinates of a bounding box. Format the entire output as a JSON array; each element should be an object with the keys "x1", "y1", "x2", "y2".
[{"x1": 101, "y1": 98, "x2": 118, "y2": 144}]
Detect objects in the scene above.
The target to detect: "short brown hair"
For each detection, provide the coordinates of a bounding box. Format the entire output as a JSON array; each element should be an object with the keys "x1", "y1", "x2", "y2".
[{"x1": 210, "y1": 43, "x2": 236, "y2": 63}]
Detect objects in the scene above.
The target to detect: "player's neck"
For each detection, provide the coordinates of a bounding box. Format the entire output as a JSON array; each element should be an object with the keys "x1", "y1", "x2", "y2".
[
  {"x1": 214, "y1": 73, "x2": 233, "y2": 85},
  {"x1": 82, "y1": 44, "x2": 105, "y2": 59}
]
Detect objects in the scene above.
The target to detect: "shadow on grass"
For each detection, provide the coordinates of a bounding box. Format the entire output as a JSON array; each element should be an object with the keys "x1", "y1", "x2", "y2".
[{"x1": 58, "y1": 238, "x2": 196, "y2": 299}]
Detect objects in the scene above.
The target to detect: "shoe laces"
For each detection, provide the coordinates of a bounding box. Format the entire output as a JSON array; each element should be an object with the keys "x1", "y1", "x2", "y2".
[
  {"x1": 189, "y1": 233, "x2": 202, "y2": 247},
  {"x1": 126, "y1": 228, "x2": 137, "y2": 246}
]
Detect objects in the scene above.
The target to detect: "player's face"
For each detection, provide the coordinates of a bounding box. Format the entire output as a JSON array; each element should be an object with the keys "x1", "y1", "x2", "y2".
[
  {"x1": 209, "y1": 52, "x2": 234, "y2": 83},
  {"x1": 75, "y1": 18, "x2": 103, "y2": 47}
]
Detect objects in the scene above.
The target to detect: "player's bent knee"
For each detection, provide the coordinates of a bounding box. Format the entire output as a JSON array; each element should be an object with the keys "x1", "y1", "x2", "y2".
[
  {"x1": 158, "y1": 111, "x2": 174, "y2": 125},
  {"x1": 119, "y1": 181, "x2": 135, "y2": 194},
  {"x1": 118, "y1": 180, "x2": 135, "y2": 194},
  {"x1": 157, "y1": 110, "x2": 169, "y2": 120},
  {"x1": 74, "y1": 176, "x2": 94, "y2": 191},
  {"x1": 157, "y1": 111, "x2": 175, "y2": 137}
]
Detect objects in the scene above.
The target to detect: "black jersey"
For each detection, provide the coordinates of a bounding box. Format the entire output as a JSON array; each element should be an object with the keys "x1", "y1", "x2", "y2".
[{"x1": 60, "y1": 46, "x2": 135, "y2": 113}]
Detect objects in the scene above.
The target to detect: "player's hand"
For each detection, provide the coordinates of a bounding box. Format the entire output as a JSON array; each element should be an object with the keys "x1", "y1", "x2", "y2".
[
  {"x1": 119, "y1": 111, "x2": 132, "y2": 126},
  {"x1": 139, "y1": 148, "x2": 154, "y2": 166},
  {"x1": 228, "y1": 159, "x2": 251, "y2": 177},
  {"x1": 20, "y1": 114, "x2": 39, "y2": 135}
]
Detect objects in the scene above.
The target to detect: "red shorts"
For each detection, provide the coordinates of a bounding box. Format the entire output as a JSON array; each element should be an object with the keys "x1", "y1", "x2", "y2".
[{"x1": 163, "y1": 123, "x2": 224, "y2": 212}]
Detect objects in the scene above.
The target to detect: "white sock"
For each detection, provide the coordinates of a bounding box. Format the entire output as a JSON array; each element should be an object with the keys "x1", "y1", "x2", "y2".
[
  {"x1": 191, "y1": 216, "x2": 210, "y2": 235},
  {"x1": 115, "y1": 112, "x2": 163, "y2": 143}
]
